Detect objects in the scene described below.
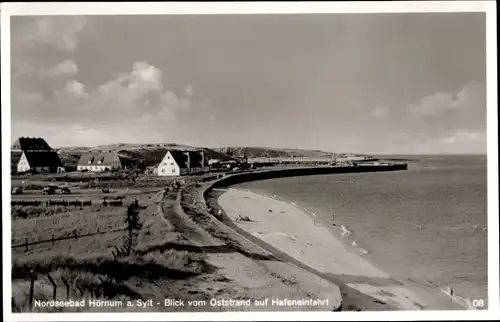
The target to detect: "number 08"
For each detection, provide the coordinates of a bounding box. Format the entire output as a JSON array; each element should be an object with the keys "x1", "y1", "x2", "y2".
[{"x1": 472, "y1": 299, "x2": 484, "y2": 308}]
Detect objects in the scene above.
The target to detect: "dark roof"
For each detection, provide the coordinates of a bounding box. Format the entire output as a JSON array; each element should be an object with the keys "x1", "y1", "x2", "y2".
[
  {"x1": 169, "y1": 150, "x2": 190, "y2": 169},
  {"x1": 189, "y1": 151, "x2": 204, "y2": 168},
  {"x1": 77, "y1": 151, "x2": 119, "y2": 166},
  {"x1": 167, "y1": 150, "x2": 205, "y2": 169},
  {"x1": 12, "y1": 137, "x2": 53, "y2": 151},
  {"x1": 24, "y1": 151, "x2": 62, "y2": 168}
]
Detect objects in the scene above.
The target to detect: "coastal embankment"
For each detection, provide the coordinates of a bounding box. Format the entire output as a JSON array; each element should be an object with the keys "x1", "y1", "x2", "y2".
[
  {"x1": 217, "y1": 163, "x2": 408, "y2": 187},
  {"x1": 198, "y1": 165, "x2": 471, "y2": 311}
]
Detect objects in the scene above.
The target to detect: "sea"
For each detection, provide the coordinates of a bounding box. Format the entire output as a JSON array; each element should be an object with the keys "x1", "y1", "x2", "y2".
[{"x1": 234, "y1": 155, "x2": 489, "y2": 305}]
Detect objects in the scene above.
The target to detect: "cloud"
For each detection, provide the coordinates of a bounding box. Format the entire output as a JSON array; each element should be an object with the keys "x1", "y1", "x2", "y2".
[
  {"x1": 63, "y1": 80, "x2": 88, "y2": 99},
  {"x1": 11, "y1": 17, "x2": 88, "y2": 83},
  {"x1": 28, "y1": 16, "x2": 88, "y2": 52},
  {"x1": 372, "y1": 105, "x2": 389, "y2": 118},
  {"x1": 12, "y1": 61, "x2": 194, "y2": 146},
  {"x1": 97, "y1": 61, "x2": 163, "y2": 99},
  {"x1": 408, "y1": 92, "x2": 454, "y2": 116},
  {"x1": 11, "y1": 121, "x2": 167, "y2": 148},
  {"x1": 393, "y1": 81, "x2": 487, "y2": 153},
  {"x1": 184, "y1": 85, "x2": 194, "y2": 96},
  {"x1": 160, "y1": 92, "x2": 190, "y2": 111},
  {"x1": 42, "y1": 59, "x2": 79, "y2": 77},
  {"x1": 439, "y1": 130, "x2": 485, "y2": 144},
  {"x1": 408, "y1": 81, "x2": 486, "y2": 117}
]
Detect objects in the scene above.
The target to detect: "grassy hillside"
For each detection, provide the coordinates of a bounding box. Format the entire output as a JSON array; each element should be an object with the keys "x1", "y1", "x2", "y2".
[
  {"x1": 56, "y1": 143, "x2": 238, "y2": 168},
  {"x1": 211, "y1": 146, "x2": 340, "y2": 159}
]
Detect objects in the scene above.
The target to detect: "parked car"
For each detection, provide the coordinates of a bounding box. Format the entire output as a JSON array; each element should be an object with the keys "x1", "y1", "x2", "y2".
[
  {"x1": 42, "y1": 186, "x2": 56, "y2": 195},
  {"x1": 61, "y1": 187, "x2": 71, "y2": 194},
  {"x1": 11, "y1": 187, "x2": 23, "y2": 195}
]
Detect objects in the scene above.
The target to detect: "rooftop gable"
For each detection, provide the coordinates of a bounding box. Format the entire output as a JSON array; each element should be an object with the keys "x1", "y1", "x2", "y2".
[
  {"x1": 77, "y1": 150, "x2": 120, "y2": 166},
  {"x1": 12, "y1": 137, "x2": 53, "y2": 151},
  {"x1": 168, "y1": 150, "x2": 189, "y2": 169},
  {"x1": 23, "y1": 151, "x2": 62, "y2": 168}
]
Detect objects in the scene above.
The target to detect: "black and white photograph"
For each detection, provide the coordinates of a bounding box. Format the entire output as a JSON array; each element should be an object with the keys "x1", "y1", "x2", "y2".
[{"x1": 1, "y1": 2, "x2": 498, "y2": 321}]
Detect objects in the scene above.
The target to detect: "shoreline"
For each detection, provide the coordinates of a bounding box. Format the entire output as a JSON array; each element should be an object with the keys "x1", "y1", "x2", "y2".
[
  {"x1": 206, "y1": 186, "x2": 470, "y2": 311},
  {"x1": 247, "y1": 188, "x2": 481, "y2": 310}
]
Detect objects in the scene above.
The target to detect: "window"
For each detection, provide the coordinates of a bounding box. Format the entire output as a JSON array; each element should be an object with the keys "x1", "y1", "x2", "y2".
[
  {"x1": 162, "y1": 169, "x2": 166, "y2": 173},
  {"x1": 170, "y1": 162, "x2": 174, "y2": 166},
  {"x1": 167, "y1": 155, "x2": 170, "y2": 159},
  {"x1": 98, "y1": 160, "x2": 102, "y2": 164},
  {"x1": 172, "y1": 169, "x2": 175, "y2": 173}
]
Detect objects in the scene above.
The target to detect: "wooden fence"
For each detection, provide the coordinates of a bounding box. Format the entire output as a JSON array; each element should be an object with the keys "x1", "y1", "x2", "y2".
[
  {"x1": 12, "y1": 227, "x2": 126, "y2": 252},
  {"x1": 14, "y1": 272, "x2": 117, "y2": 312}
]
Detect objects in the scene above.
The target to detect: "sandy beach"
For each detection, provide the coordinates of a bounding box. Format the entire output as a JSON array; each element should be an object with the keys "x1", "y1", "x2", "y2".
[{"x1": 215, "y1": 188, "x2": 467, "y2": 311}]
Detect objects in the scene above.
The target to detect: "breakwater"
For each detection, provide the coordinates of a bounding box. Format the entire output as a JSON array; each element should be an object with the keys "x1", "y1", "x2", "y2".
[{"x1": 207, "y1": 164, "x2": 407, "y2": 190}]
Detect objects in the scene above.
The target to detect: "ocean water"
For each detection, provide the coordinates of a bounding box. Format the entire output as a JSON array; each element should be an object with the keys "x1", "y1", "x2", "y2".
[{"x1": 235, "y1": 155, "x2": 488, "y2": 305}]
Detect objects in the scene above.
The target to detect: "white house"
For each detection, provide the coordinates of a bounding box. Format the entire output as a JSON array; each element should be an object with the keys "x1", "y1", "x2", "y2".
[
  {"x1": 11, "y1": 137, "x2": 62, "y2": 173},
  {"x1": 15, "y1": 151, "x2": 62, "y2": 173},
  {"x1": 77, "y1": 150, "x2": 122, "y2": 172},
  {"x1": 157, "y1": 150, "x2": 208, "y2": 177}
]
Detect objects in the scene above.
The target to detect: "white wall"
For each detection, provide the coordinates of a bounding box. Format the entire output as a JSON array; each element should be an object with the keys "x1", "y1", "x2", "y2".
[
  {"x1": 17, "y1": 152, "x2": 30, "y2": 173},
  {"x1": 77, "y1": 165, "x2": 111, "y2": 172},
  {"x1": 77, "y1": 154, "x2": 121, "y2": 172},
  {"x1": 157, "y1": 151, "x2": 181, "y2": 176}
]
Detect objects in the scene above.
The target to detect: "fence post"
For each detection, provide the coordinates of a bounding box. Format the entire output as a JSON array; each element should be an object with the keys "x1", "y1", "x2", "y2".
[
  {"x1": 74, "y1": 230, "x2": 77, "y2": 239},
  {"x1": 25, "y1": 238, "x2": 28, "y2": 252},
  {"x1": 75, "y1": 282, "x2": 84, "y2": 296},
  {"x1": 52, "y1": 234, "x2": 55, "y2": 245},
  {"x1": 29, "y1": 272, "x2": 37, "y2": 312},
  {"x1": 61, "y1": 276, "x2": 70, "y2": 299},
  {"x1": 47, "y1": 274, "x2": 57, "y2": 300}
]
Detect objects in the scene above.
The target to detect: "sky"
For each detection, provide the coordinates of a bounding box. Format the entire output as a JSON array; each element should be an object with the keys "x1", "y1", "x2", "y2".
[{"x1": 9, "y1": 13, "x2": 487, "y2": 154}]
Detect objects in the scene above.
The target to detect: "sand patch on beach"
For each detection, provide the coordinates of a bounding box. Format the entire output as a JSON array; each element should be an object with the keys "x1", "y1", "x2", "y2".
[{"x1": 218, "y1": 189, "x2": 463, "y2": 311}]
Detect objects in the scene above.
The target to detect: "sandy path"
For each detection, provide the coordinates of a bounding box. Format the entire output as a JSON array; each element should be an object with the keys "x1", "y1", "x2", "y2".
[
  {"x1": 217, "y1": 188, "x2": 465, "y2": 311},
  {"x1": 154, "y1": 186, "x2": 343, "y2": 311}
]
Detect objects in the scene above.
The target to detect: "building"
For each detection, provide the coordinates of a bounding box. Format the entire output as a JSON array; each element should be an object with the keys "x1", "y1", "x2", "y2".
[
  {"x1": 16, "y1": 151, "x2": 63, "y2": 173},
  {"x1": 11, "y1": 137, "x2": 53, "y2": 152},
  {"x1": 157, "y1": 150, "x2": 209, "y2": 176},
  {"x1": 77, "y1": 150, "x2": 123, "y2": 172},
  {"x1": 11, "y1": 137, "x2": 63, "y2": 173}
]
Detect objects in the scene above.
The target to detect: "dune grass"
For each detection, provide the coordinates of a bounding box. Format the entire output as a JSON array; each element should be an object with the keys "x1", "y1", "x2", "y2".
[
  {"x1": 11, "y1": 248, "x2": 212, "y2": 312},
  {"x1": 11, "y1": 191, "x2": 165, "y2": 259},
  {"x1": 10, "y1": 187, "x2": 218, "y2": 313},
  {"x1": 11, "y1": 206, "x2": 125, "y2": 245}
]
